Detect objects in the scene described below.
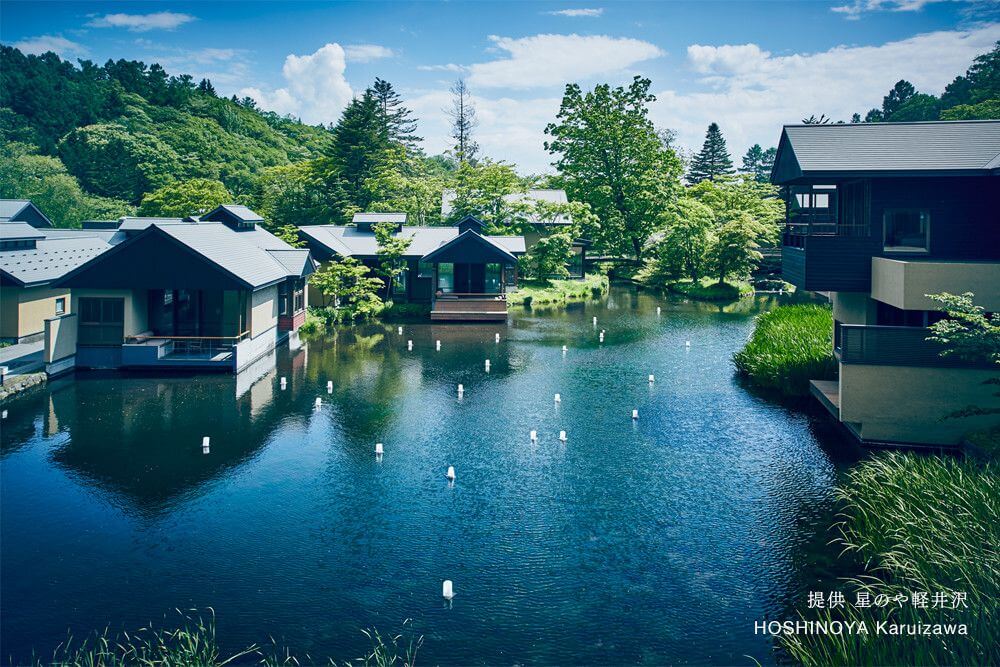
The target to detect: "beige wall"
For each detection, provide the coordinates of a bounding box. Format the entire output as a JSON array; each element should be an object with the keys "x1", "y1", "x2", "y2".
[
  {"x1": 831, "y1": 291, "x2": 875, "y2": 325},
  {"x1": 839, "y1": 363, "x2": 1000, "y2": 445},
  {"x1": 44, "y1": 313, "x2": 78, "y2": 363},
  {"x1": 70, "y1": 288, "x2": 149, "y2": 337},
  {"x1": 0, "y1": 286, "x2": 70, "y2": 339},
  {"x1": 871, "y1": 258, "x2": 1000, "y2": 312},
  {"x1": 250, "y1": 285, "x2": 278, "y2": 337}
]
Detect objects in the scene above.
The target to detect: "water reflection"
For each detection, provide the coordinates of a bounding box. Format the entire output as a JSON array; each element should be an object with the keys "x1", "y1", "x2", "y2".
[{"x1": 2, "y1": 286, "x2": 854, "y2": 665}]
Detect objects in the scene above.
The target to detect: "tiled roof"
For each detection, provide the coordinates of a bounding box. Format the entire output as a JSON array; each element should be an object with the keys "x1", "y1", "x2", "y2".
[
  {"x1": 299, "y1": 225, "x2": 526, "y2": 258},
  {"x1": 0, "y1": 237, "x2": 111, "y2": 286},
  {"x1": 215, "y1": 204, "x2": 264, "y2": 222},
  {"x1": 266, "y1": 249, "x2": 316, "y2": 277},
  {"x1": 779, "y1": 120, "x2": 1000, "y2": 174},
  {"x1": 0, "y1": 200, "x2": 31, "y2": 219}
]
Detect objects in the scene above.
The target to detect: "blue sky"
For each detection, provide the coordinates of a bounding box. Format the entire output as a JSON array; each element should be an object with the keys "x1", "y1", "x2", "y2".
[{"x1": 3, "y1": 1, "x2": 999, "y2": 172}]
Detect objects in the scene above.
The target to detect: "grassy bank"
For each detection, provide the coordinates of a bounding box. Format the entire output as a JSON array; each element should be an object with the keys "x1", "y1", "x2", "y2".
[
  {"x1": 667, "y1": 277, "x2": 753, "y2": 301},
  {"x1": 34, "y1": 611, "x2": 421, "y2": 666},
  {"x1": 506, "y1": 273, "x2": 609, "y2": 308},
  {"x1": 782, "y1": 453, "x2": 999, "y2": 666},
  {"x1": 732, "y1": 303, "x2": 836, "y2": 397}
]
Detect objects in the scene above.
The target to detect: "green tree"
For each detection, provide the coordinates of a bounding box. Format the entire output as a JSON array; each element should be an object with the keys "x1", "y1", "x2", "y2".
[
  {"x1": 941, "y1": 42, "x2": 1000, "y2": 108},
  {"x1": 927, "y1": 292, "x2": 1000, "y2": 419},
  {"x1": 940, "y1": 99, "x2": 1000, "y2": 120},
  {"x1": 882, "y1": 80, "x2": 917, "y2": 118},
  {"x1": 325, "y1": 91, "x2": 392, "y2": 217},
  {"x1": 887, "y1": 93, "x2": 942, "y2": 121},
  {"x1": 661, "y1": 197, "x2": 715, "y2": 282},
  {"x1": 374, "y1": 221, "x2": 412, "y2": 296},
  {"x1": 447, "y1": 160, "x2": 529, "y2": 230},
  {"x1": 138, "y1": 178, "x2": 232, "y2": 217},
  {"x1": 688, "y1": 122, "x2": 734, "y2": 183},
  {"x1": 740, "y1": 144, "x2": 777, "y2": 183},
  {"x1": 251, "y1": 161, "x2": 337, "y2": 228},
  {"x1": 520, "y1": 232, "x2": 573, "y2": 280},
  {"x1": 308, "y1": 258, "x2": 385, "y2": 320},
  {"x1": 687, "y1": 176, "x2": 783, "y2": 246},
  {"x1": 544, "y1": 76, "x2": 682, "y2": 260},
  {"x1": 708, "y1": 212, "x2": 763, "y2": 285},
  {"x1": 59, "y1": 123, "x2": 178, "y2": 202},
  {"x1": 363, "y1": 148, "x2": 444, "y2": 225},
  {"x1": 371, "y1": 78, "x2": 421, "y2": 149}
]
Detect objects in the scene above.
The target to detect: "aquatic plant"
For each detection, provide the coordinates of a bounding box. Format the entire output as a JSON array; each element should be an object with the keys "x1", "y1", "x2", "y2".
[
  {"x1": 732, "y1": 303, "x2": 836, "y2": 396},
  {"x1": 781, "y1": 453, "x2": 999, "y2": 666}
]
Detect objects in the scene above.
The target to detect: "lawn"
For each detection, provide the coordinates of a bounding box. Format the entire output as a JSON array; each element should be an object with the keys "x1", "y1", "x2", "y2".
[
  {"x1": 666, "y1": 277, "x2": 754, "y2": 301},
  {"x1": 506, "y1": 273, "x2": 609, "y2": 307}
]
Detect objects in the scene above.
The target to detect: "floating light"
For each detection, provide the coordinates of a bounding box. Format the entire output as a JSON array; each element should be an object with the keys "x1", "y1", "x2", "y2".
[
  {"x1": 375, "y1": 443, "x2": 384, "y2": 455},
  {"x1": 202, "y1": 436, "x2": 210, "y2": 454},
  {"x1": 446, "y1": 466, "x2": 456, "y2": 481},
  {"x1": 648, "y1": 374, "x2": 655, "y2": 383},
  {"x1": 554, "y1": 393, "x2": 561, "y2": 403},
  {"x1": 559, "y1": 430, "x2": 567, "y2": 442},
  {"x1": 632, "y1": 409, "x2": 639, "y2": 420},
  {"x1": 530, "y1": 430, "x2": 537, "y2": 442},
  {"x1": 442, "y1": 580, "x2": 454, "y2": 599}
]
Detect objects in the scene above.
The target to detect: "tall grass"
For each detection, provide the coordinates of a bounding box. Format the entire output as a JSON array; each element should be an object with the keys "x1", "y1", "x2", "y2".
[
  {"x1": 732, "y1": 304, "x2": 836, "y2": 396},
  {"x1": 782, "y1": 453, "x2": 999, "y2": 666},
  {"x1": 34, "y1": 610, "x2": 422, "y2": 667}
]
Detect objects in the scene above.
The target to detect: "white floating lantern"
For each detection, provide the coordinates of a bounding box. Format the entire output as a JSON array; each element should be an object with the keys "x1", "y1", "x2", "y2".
[
  {"x1": 315, "y1": 397, "x2": 322, "y2": 408},
  {"x1": 632, "y1": 409, "x2": 639, "y2": 420},
  {"x1": 484, "y1": 359, "x2": 490, "y2": 371},
  {"x1": 530, "y1": 430, "x2": 537, "y2": 442},
  {"x1": 495, "y1": 333, "x2": 500, "y2": 343},
  {"x1": 656, "y1": 306, "x2": 661, "y2": 315},
  {"x1": 1, "y1": 409, "x2": 7, "y2": 419},
  {"x1": 327, "y1": 380, "x2": 333, "y2": 393},
  {"x1": 398, "y1": 326, "x2": 403, "y2": 335},
  {"x1": 686, "y1": 340, "x2": 691, "y2": 347},
  {"x1": 592, "y1": 316, "x2": 598, "y2": 326},
  {"x1": 280, "y1": 376, "x2": 287, "y2": 389},
  {"x1": 599, "y1": 332, "x2": 604, "y2": 343},
  {"x1": 648, "y1": 374, "x2": 655, "y2": 383},
  {"x1": 442, "y1": 580, "x2": 454, "y2": 599},
  {"x1": 554, "y1": 393, "x2": 561, "y2": 403},
  {"x1": 457, "y1": 383, "x2": 464, "y2": 395},
  {"x1": 446, "y1": 466, "x2": 456, "y2": 481},
  {"x1": 561, "y1": 345, "x2": 568, "y2": 353},
  {"x1": 436, "y1": 340, "x2": 441, "y2": 351},
  {"x1": 407, "y1": 340, "x2": 413, "y2": 350},
  {"x1": 375, "y1": 443, "x2": 384, "y2": 455},
  {"x1": 202, "y1": 436, "x2": 210, "y2": 454},
  {"x1": 559, "y1": 430, "x2": 567, "y2": 442}
]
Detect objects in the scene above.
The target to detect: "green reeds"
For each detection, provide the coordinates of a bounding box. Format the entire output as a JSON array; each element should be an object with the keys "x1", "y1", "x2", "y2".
[
  {"x1": 781, "y1": 453, "x2": 999, "y2": 666},
  {"x1": 732, "y1": 304, "x2": 836, "y2": 396}
]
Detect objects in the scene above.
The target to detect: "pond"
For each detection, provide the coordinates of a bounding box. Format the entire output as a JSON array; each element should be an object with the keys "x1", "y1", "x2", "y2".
[{"x1": 1, "y1": 286, "x2": 857, "y2": 665}]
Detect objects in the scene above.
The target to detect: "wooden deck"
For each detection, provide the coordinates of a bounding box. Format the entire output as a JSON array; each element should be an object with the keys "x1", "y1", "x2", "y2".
[
  {"x1": 430, "y1": 295, "x2": 508, "y2": 322},
  {"x1": 809, "y1": 379, "x2": 840, "y2": 418}
]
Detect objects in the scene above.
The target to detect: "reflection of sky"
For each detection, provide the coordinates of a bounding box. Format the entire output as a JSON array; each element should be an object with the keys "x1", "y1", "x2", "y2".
[{"x1": 1, "y1": 288, "x2": 855, "y2": 665}]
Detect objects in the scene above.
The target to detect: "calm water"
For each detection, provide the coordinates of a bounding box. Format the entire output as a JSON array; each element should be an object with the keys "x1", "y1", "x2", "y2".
[{"x1": 1, "y1": 287, "x2": 856, "y2": 665}]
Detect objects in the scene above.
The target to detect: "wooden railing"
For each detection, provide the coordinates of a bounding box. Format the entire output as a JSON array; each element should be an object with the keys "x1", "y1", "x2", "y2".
[{"x1": 837, "y1": 325, "x2": 993, "y2": 369}]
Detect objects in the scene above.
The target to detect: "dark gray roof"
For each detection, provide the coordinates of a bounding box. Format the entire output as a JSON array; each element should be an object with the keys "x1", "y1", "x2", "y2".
[
  {"x1": 776, "y1": 120, "x2": 1000, "y2": 178},
  {"x1": 155, "y1": 223, "x2": 297, "y2": 287},
  {"x1": 353, "y1": 212, "x2": 407, "y2": 224},
  {"x1": 267, "y1": 249, "x2": 316, "y2": 277},
  {"x1": 299, "y1": 225, "x2": 525, "y2": 258},
  {"x1": 210, "y1": 204, "x2": 265, "y2": 223},
  {"x1": 0, "y1": 222, "x2": 45, "y2": 241},
  {"x1": 39, "y1": 228, "x2": 120, "y2": 243},
  {"x1": 118, "y1": 217, "x2": 192, "y2": 231},
  {"x1": 0, "y1": 237, "x2": 111, "y2": 286},
  {"x1": 0, "y1": 200, "x2": 32, "y2": 219}
]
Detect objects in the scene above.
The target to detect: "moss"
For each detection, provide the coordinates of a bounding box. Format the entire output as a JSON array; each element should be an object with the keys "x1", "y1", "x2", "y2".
[
  {"x1": 667, "y1": 278, "x2": 753, "y2": 302},
  {"x1": 506, "y1": 273, "x2": 609, "y2": 308}
]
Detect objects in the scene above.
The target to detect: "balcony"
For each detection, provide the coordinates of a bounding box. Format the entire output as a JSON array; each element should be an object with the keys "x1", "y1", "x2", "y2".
[
  {"x1": 872, "y1": 257, "x2": 1000, "y2": 311},
  {"x1": 121, "y1": 334, "x2": 248, "y2": 369},
  {"x1": 782, "y1": 217, "x2": 877, "y2": 292},
  {"x1": 836, "y1": 325, "x2": 993, "y2": 369}
]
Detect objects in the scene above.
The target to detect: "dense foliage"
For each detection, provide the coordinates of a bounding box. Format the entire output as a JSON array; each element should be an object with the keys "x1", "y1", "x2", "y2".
[
  {"x1": 688, "y1": 122, "x2": 735, "y2": 183},
  {"x1": 782, "y1": 453, "x2": 998, "y2": 666},
  {"x1": 732, "y1": 304, "x2": 837, "y2": 396}
]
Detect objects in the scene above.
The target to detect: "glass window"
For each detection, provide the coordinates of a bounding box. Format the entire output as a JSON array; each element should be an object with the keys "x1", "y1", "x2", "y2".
[
  {"x1": 78, "y1": 297, "x2": 124, "y2": 346},
  {"x1": 55, "y1": 297, "x2": 66, "y2": 315},
  {"x1": 884, "y1": 209, "x2": 929, "y2": 251},
  {"x1": 393, "y1": 267, "x2": 408, "y2": 295},
  {"x1": 278, "y1": 281, "x2": 290, "y2": 316},
  {"x1": 437, "y1": 263, "x2": 454, "y2": 293},
  {"x1": 485, "y1": 263, "x2": 502, "y2": 294},
  {"x1": 293, "y1": 279, "x2": 305, "y2": 312},
  {"x1": 418, "y1": 261, "x2": 434, "y2": 277}
]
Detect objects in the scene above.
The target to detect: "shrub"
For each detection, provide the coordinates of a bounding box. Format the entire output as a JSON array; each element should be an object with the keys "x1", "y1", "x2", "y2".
[
  {"x1": 733, "y1": 304, "x2": 836, "y2": 396},
  {"x1": 667, "y1": 277, "x2": 752, "y2": 302}
]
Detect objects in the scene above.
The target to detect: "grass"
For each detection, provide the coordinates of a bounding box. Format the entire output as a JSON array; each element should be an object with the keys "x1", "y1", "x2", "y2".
[
  {"x1": 666, "y1": 277, "x2": 753, "y2": 301},
  {"x1": 34, "y1": 610, "x2": 422, "y2": 666},
  {"x1": 732, "y1": 303, "x2": 837, "y2": 397},
  {"x1": 505, "y1": 273, "x2": 609, "y2": 308},
  {"x1": 781, "y1": 453, "x2": 999, "y2": 666}
]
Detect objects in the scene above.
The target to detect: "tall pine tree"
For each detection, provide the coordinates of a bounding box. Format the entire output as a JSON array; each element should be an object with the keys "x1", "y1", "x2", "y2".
[
  {"x1": 688, "y1": 122, "x2": 734, "y2": 183},
  {"x1": 447, "y1": 79, "x2": 479, "y2": 163},
  {"x1": 371, "y1": 78, "x2": 420, "y2": 149},
  {"x1": 740, "y1": 144, "x2": 776, "y2": 183},
  {"x1": 327, "y1": 91, "x2": 391, "y2": 217}
]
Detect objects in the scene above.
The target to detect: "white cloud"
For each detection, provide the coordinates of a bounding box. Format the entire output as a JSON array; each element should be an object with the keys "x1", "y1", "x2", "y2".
[
  {"x1": 650, "y1": 25, "x2": 1000, "y2": 163},
  {"x1": 467, "y1": 33, "x2": 664, "y2": 88},
  {"x1": 344, "y1": 44, "x2": 395, "y2": 63},
  {"x1": 546, "y1": 8, "x2": 605, "y2": 17},
  {"x1": 830, "y1": 0, "x2": 989, "y2": 19},
  {"x1": 417, "y1": 63, "x2": 467, "y2": 72},
  {"x1": 10, "y1": 35, "x2": 89, "y2": 58},
  {"x1": 240, "y1": 43, "x2": 354, "y2": 125},
  {"x1": 86, "y1": 12, "x2": 196, "y2": 32}
]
